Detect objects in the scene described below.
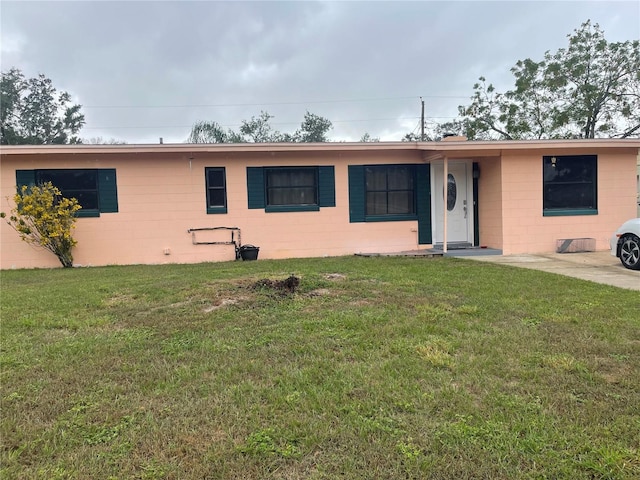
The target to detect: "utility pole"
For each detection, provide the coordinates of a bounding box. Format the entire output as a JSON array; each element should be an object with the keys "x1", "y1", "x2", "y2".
[{"x1": 420, "y1": 97, "x2": 425, "y2": 141}]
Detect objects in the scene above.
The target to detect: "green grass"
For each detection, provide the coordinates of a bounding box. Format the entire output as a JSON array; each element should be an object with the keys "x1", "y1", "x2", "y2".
[{"x1": 1, "y1": 256, "x2": 639, "y2": 479}]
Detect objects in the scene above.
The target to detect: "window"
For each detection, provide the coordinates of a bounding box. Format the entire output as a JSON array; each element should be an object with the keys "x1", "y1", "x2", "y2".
[
  {"x1": 348, "y1": 164, "x2": 431, "y2": 243},
  {"x1": 205, "y1": 167, "x2": 227, "y2": 214},
  {"x1": 36, "y1": 169, "x2": 99, "y2": 210},
  {"x1": 267, "y1": 167, "x2": 317, "y2": 207},
  {"x1": 246, "y1": 166, "x2": 335, "y2": 212},
  {"x1": 543, "y1": 155, "x2": 597, "y2": 216},
  {"x1": 446, "y1": 173, "x2": 457, "y2": 211},
  {"x1": 365, "y1": 165, "x2": 416, "y2": 217},
  {"x1": 16, "y1": 169, "x2": 118, "y2": 217}
]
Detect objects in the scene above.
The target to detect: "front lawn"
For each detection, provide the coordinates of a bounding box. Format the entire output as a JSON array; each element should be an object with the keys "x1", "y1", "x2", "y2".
[{"x1": 1, "y1": 256, "x2": 639, "y2": 479}]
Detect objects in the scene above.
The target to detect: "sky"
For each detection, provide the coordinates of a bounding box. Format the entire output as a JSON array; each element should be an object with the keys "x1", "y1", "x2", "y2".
[{"x1": 1, "y1": 0, "x2": 639, "y2": 144}]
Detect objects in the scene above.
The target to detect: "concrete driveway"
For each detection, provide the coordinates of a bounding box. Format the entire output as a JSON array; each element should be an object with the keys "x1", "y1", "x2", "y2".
[{"x1": 465, "y1": 250, "x2": 640, "y2": 291}]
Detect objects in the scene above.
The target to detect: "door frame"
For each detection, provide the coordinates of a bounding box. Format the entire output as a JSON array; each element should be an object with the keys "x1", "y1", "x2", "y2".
[{"x1": 431, "y1": 160, "x2": 475, "y2": 247}]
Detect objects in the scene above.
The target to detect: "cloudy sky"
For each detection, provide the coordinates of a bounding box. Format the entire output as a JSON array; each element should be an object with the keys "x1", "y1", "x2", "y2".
[{"x1": 2, "y1": 0, "x2": 638, "y2": 144}]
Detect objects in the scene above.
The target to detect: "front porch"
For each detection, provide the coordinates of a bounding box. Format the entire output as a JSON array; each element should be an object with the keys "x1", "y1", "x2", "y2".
[{"x1": 354, "y1": 246, "x2": 503, "y2": 258}]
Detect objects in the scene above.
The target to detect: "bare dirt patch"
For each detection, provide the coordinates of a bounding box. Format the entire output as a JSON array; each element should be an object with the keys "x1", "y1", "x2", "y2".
[
  {"x1": 308, "y1": 288, "x2": 331, "y2": 297},
  {"x1": 203, "y1": 298, "x2": 238, "y2": 313},
  {"x1": 251, "y1": 275, "x2": 301, "y2": 295},
  {"x1": 325, "y1": 273, "x2": 346, "y2": 280}
]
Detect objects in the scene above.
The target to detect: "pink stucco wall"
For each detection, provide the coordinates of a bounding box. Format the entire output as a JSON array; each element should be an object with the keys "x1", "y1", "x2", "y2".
[
  {"x1": 496, "y1": 150, "x2": 637, "y2": 255},
  {"x1": 1, "y1": 150, "x2": 426, "y2": 269},
  {"x1": 2, "y1": 142, "x2": 638, "y2": 268},
  {"x1": 476, "y1": 156, "x2": 503, "y2": 250}
]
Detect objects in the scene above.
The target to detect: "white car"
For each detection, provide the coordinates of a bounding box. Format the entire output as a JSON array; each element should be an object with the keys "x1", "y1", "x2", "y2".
[{"x1": 611, "y1": 218, "x2": 640, "y2": 270}]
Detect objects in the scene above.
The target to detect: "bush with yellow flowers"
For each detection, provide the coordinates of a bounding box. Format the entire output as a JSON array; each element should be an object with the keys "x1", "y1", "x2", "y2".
[{"x1": 1, "y1": 182, "x2": 81, "y2": 268}]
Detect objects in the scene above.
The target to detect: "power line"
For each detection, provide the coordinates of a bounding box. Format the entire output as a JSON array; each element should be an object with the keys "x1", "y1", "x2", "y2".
[
  {"x1": 81, "y1": 115, "x2": 460, "y2": 130},
  {"x1": 82, "y1": 94, "x2": 470, "y2": 109}
]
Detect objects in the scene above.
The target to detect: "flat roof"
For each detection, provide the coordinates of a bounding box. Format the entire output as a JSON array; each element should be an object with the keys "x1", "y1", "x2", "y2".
[{"x1": 1, "y1": 138, "x2": 639, "y2": 157}]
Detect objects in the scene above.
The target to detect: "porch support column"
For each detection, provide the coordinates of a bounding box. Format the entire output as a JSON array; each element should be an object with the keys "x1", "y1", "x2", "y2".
[{"x1": 443, "y1": 156, "x2": 448, "y2": 254}]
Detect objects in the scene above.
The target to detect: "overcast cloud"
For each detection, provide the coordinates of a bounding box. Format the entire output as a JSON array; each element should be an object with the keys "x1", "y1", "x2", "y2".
[{"x1": 2, "y1": 0, "x2": 639, "y2": 144}]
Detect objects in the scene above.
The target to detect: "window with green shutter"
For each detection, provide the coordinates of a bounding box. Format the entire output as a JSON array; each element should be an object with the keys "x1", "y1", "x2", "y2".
[
  {"x1": 348, "y1": 163, "x2": 431, "y2": 243},
  {"x1": 349, "y1": 164, "x2": 418, "y2": 222},
  {"x1": 246, "y1": 166, "x2": 335, "y2": 212},
  {"x1": 365, "y1": 165, "x2": 416, "y2": 217},
  {"x1": 16, "y1": 168, "x2": 118, "y2": 217}
]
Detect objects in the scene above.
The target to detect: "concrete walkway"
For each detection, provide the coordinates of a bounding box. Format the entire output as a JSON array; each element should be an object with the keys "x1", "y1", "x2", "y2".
[{"x1": 463, "y1": 251, "x2": 640, "y2": 291}]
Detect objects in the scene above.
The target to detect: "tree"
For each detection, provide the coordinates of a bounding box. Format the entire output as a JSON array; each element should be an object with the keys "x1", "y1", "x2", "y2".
[
  {"x1": 84, "y1": 136, "x2": 127, "y2": 145},
  {"x1": 1, "y1": 183, "x2": 81, "y2": 268},
  {"x1": 401, "y1": 119, "x2": 462, "y2": 141},
  {"x1": 239, "y1": 111, "x2": 282, "y2": 142},
  {"x1": 186, "y1": 111, "x2": 332, "y2": 143},
  {"x1": 1, "y1": 68, "x2": 85, "y2": 145},
  {"x1": 295, "y1": 111, "x2": 332, "y2": 142},
  {"x1": 360, "y1": 132, "x2": 380, "y2": 142},
  {"x1": 401, "y1": 132, "x2": 422, "y2": 142},
  {"x1": 187, "y1": 120, "x2": 232, "y2": 143},
  {"x1": 454, "y1": 21, "x2": 640, "y2": 139}
]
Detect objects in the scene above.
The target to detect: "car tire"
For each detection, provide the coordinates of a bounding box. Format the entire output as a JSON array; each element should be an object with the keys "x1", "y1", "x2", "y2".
[{"x1": 619, "y1": 234, "x2": 640, "y2": 270}]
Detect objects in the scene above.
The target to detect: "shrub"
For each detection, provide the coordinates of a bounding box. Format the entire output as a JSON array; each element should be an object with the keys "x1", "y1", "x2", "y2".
[{"x1": 1, "y1": 182, "x2": 81, "y2": 267}]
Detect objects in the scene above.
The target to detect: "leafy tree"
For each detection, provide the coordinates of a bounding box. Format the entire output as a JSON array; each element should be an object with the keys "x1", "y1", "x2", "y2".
[
  {"x1": 401, "y1": 132, "x2": 422, "y2": 142},
  {"x1": 295, "y1": 111, "x2": 332, "y2": 142},
  {"x1": 187, "y1": 110, "x2": 332, "y2": 143},
  {"x1": 431, "y1": 120, "x2": 472, "y2": 140},
  {"x1": 1, "y1": 182, "x2": 81, "y2": 268},
  {"x1": 360, "y1": 132, "x2": 380, "y2": 142},
  {"x1": 401, "y1": 119, "x2": 465, "y2": 141},
  {"x1": 84, "y1": 136, "x2": 127, "y2": 145},
  {"x1": 239, "y1": 111, "x2": 282, "y2": 142},
  {"x1": 187, "y1": 120, "x2": 232, "y2": 143},
  {"x1": 454, "y1": 21, "x2": 640, "y2": 139},
  {"x1": 1, "y1": 68, "x2": 85, "y2": 145}
]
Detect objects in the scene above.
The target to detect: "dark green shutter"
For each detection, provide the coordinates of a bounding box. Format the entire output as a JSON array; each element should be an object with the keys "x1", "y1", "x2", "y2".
[
  {"x1": 98, "y1": 169, "x2": 118, "y2": 213},
  {"x1": 416, "y1": 164, "x2": 431, "y2": 244},
  {"x1": 318, "y1": 166, "x2": 335, "y2": 207},
  {"x1": 473, "y1": 162, "x2": 479, "y2": 246},
  {"x1": 348, "y1": 165, "x2": 365, "y2": 222},
  {"x1": 247, "y1": 167, "x2": 265, "y2": 209},
  {"x1": 15, "y1": 170, "x2": 36, "y2": 192}
]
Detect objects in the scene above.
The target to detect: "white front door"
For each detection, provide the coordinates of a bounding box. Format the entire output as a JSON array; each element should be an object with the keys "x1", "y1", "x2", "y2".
[{"x1": 433, "y1": 162, "x2": 472, "y2": 245}]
